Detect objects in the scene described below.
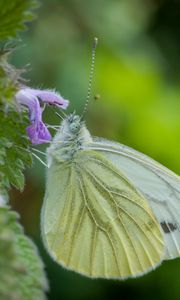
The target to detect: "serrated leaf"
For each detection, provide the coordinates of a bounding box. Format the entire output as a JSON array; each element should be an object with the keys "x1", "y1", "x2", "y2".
[
  {"x1": 8, "y1": 167, "x2": 25, "y2": 191},
  {"x1": 0, "y1": 109, "x2": 33, "y2": 193},
  {"x1": 0, "y1": 25, "x2": 33, "y2": 195},
  {"x1": 0, "y1": 0, "x2": 39, "y2": 41},
  {"x1": 0, "y1": 206, "x2": 48, "y2": 300}
]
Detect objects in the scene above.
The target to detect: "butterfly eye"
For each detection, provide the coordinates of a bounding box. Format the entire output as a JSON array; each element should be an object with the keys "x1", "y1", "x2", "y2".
[{"x1": 69, "y1": 122, "x2": 80, "y2": 133}]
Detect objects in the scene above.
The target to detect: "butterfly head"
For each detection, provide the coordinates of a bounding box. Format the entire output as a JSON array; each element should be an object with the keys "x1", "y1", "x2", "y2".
[
  {"x1": 66, "y1": 113, "x2": 81, "y2": 134},
  {"x1": 56, "y1": 112, "x2": 90, "y2": 143}
]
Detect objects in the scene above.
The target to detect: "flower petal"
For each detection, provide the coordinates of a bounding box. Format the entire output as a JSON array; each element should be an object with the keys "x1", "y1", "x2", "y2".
[
  {"x1": 15, "y1": 89, "x2": 41, "y2": 122},
  {"x1": 24, "y1": 88, "x2": 69, "y2": 109},
  {"x1": 15, "y1": 86, "x2": 69, "y2": 144},
  {"x1": 26, "y1": 121, "x2": 51, "y2": 144}
]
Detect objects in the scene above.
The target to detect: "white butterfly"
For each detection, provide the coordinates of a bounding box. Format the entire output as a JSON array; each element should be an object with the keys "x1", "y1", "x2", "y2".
[{"x1": 41, "y1": 113, "x2": 180, "y2": 279}]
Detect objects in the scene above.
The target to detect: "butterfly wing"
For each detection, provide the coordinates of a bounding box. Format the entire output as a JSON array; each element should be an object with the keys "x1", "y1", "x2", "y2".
[
  {"x1": 87, "y1": 137, "x2": 180, "y2": 260},
  {"x1": 41, "y1": 150, "x2": 164, "y2": 279}
]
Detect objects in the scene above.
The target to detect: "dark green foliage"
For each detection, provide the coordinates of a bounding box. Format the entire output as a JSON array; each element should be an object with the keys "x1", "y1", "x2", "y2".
[
  {"x1": 0, "y1": 0, "x2": 38, "y2": 41},
  {"x1": 0, "y1": 206, "x2": 48, "y2": 300},
  {"x1": 0, "y1": 1, "x2": 48, "y2": 299},
  {"x1": 0, "y1": 110, "x2": 32, "y2": 194},
  {"x1": 0, "y1": 49, "x2": 32, "y2": 195}
]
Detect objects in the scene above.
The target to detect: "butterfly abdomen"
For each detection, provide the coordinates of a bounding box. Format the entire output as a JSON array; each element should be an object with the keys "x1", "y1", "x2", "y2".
[{"x1": 47, "y1": 114, "x2": 92, "y2": 164}]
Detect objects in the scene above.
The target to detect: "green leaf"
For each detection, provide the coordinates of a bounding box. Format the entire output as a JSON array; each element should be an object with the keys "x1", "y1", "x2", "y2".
[
  {"x1": 0, "y1": 206, "x2": 48, "y2": 300},
  {"x1": 0, "y1": 109, "x2": 33, "y2": 194},
  {"x1": 0, "y1": 0, "x2": 39, "y2": 41}
]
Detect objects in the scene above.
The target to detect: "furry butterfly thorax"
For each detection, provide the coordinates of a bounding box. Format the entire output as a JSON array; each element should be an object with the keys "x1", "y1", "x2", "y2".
[{"x1": 47, "y1": 113, "x2": 92, "y2": 164}]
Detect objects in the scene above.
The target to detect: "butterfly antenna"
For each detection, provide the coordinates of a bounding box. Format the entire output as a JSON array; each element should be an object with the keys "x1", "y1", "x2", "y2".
[{"x1": 81, "y1": 37, "x2": 98, "y2": 119}]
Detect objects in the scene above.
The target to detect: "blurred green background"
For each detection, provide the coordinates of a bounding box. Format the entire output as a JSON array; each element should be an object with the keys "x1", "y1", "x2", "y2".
[{"x1": 10, "y1": 0, "x2": 180, "y2": 299}]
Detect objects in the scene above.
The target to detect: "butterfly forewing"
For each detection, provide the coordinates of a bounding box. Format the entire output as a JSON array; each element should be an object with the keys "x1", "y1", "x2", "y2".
[
  {"x1": 42, "y1": 149, "x2": 164, "y2": 279},
  {"x1": 88, "y1": 137, "x2": 180, "y2": 259}
]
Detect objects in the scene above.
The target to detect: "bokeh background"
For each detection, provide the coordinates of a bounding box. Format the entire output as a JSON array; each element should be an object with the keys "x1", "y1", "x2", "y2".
[{"x1": 10, "y1": 0, "x2": 180, "y2": 299}]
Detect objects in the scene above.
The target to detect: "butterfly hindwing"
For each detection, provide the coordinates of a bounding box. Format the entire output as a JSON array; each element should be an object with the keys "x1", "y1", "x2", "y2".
[
  {"x1": 88, "y1": 137, "x2": 180, "y2": 260},
  {"x1": 41, "y1": 149, "x2": 164, "y2": 279}
]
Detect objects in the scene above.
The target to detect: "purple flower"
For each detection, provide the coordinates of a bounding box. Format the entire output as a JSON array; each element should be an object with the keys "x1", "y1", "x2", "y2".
[{"x1": 15, "y1": 87, "x2": 69, "y2": 144}]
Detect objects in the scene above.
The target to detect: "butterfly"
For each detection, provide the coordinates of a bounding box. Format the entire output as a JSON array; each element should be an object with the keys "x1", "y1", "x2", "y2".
[{"x1": 41, "y1": 39, "x2": 180, "y2": 279}]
